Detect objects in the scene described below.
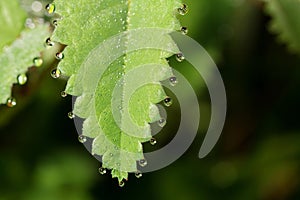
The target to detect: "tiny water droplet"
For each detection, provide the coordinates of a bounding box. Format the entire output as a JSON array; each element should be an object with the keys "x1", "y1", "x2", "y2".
[
  {"x1": 119, "y1": 180, "x2": 125, "y2": 187},
  {"x1": 176, "y1": 53, "x2": 185, "y2": 62},
  {"x1": 61, "y1": 91, "x2": 67, "y2": 98},
  {"x1": 163, "y1": 96, "x2": 173, "y2": 107},
  {"x1": 139, "y1": 159, "x2": 147, "y2": 167},
  {"x1": 169, "y1": 77, "x2": 177, "y2": 86},
  {"x1": 53, "y1": 20, "x2": 58, "y2": 26},
  {"x1": 150, "y1": 138, "x2": 157, "y2": 145},
  {"x1": 181, "y1": 26, "x2": 188, "y2": 35},
  {"x1": 98, "y1": 167, "x2": 107, "y2": 175},
  {"x1": 177, "y1": 4, "x2": 188, "y2": 15},
  {"x1": 158, "y1": 118, "x2": 166, "y2": 127},
  {"x1": 51, "y1": 68, "x2": 61, "y2": 79},
  {"x1": 17, "y1": 74, "x2": 28, "y2": 85},
  {"x1": 33, "y1": 57, "x2": 43, "y2": 67},
  {"x1": 68, "y1": 112, "x2": 75, "y2": 119},
  {"x1": 45, "y1": 3, "x2": 55, "y2": 14},
  {"x1": 78, "y1": 135, "x2": 87, "y2": 143},
  {"x1": 45, "y1": 38, "x2": 54, "y2": 46},
  {"x1": 110, "y1": 153, "x2": 113, "y2": 157},
  {"x1": 135, "y1": 171, "x2": 142, "y2": 178},
  {"x1": 55, "y1": 52, "x2": 64, "y2": 60},
  {"x1": 6, "y1": 97, "x2": 16, "y2": 108}
]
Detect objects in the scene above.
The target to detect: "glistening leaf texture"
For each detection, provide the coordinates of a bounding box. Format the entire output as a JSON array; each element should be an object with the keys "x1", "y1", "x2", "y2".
[
  {"x1": 265, "y1": 0, "x2": 300, "y2": 54},
  {"x1": 52, "y1": 0, "x2": 182, "y2": 183}
]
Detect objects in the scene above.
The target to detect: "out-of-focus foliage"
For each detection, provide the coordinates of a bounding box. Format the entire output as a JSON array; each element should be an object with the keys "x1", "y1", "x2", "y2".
[{"x1": 0, "y1": 0, "x2": 300, "y2": 199}]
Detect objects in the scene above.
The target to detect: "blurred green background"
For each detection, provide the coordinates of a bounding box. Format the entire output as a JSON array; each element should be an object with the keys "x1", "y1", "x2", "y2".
[{"x1": 1, "y1": 0, "x2": 300, "y2": 199}]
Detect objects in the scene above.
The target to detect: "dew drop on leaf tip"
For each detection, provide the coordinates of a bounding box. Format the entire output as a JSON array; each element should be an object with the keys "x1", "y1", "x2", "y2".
[
  {"x1": 6, "y1": 97, "x2": 16, "y2": 108},
  {"x1": 68, "y1": 112, "x2": 75, "y2": 119},
  {"x1": 119, "y1": 180, "x2": 125, "y2": 187},
  {"x1": 176, "y1": 53, "x2": 185, "y2": 62},
  {"x1": 163, "y1": 96, "x2": 173, "y2": 107},
  {"x1": 61, "y1": 91, "x2": 67, "y2": 98},
  {"x1": 158, "y1": 118, "x2": 166, "y2": 127},
  {"x1": 169, "y1": 76, "x2": 178, "y2": 86},
  {"x1": 78, "y1": 135, "x2": 87, "y2": 143},
  {"x1": 150, "y1": 138, "x2": 157, "y2": 145},
  {"x1": 51, "y1": 68, "x2": 61, "y2": 79},
  {"x1": 17, "y1": 74, "x2": 28, "y2": 85},
  {"x1": 45, "y1": 38, "x2": 54, "y2": 47},
  {"x1": 139, "y1": 159, "x2": 147, "y2": 167},
  {"x1": 181, "y1": 26, "x2": 188, "y2": 35},
  {"x1": 33, "y1": 57, "x2": 43, "y2": 67},
  {"x1": 45, "y1": 3, "x2": 55, "y2": 14},
  {"x1": 135, "y1": 171, "x2": 142, "y2": 178},
  {"x1": 55, "y1": 52, "x2": 64, "y2": 60},
  {"x1": 98, "y1": 167, "x2": 107, "y2": 175},
  {"x1": 177, "y1": 4, "x2": 188, "y2": 15}
]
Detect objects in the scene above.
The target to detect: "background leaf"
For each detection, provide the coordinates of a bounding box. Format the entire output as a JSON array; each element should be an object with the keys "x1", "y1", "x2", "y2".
[
  {"x1": 0, "y1": 25, "x2": 50, "y2": 104},
  {"x1": 264, "y1": 0, "x2": 300, "y2": 53}
]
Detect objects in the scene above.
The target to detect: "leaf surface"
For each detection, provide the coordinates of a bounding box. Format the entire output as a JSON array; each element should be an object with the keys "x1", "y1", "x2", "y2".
[{"x1": 52, "y1": 0, "x2": 182, "y2": 182}]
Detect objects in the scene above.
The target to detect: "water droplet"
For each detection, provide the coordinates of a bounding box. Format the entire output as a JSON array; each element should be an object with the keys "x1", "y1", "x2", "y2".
[
  {"x1": 45, "y1": 38, "x2": 54, "y2": 46},
  {"x1": 158, "y1": 118, "x2": 166, "y2": 127},
  {"x1": 177, "y1": 4, "x2": 188, "y2": 15},
  {"x1": 78, "y1": 135, "x2": 87, "y2": 143},
  {"x1": 176, "y1": 53, "x2": 185, "y2": 62},
  {"x1": 51, "y1": 68, "x2": 61, "y2": 79},
  {"x1": 98, "y1": 167, "x2": 107, "y2": 175},
  {"x1": 150, "y1": 138, "x2": 157, "y2": 145},
  {"x1": 110, "y1": 153, "x2": 113, "y2": 157},
  {"x1": 45, "y1": 3, "x2": 55, "y2": 14},
  {"x1": 163, "y1": 96, "x2": 173, "y2": 107},
  {"x1": 61, "y1": 91, "x2": 67, "y2": 98},
  {"x1": 119, "y1": 180, "x2": 125, "y2": 187},
  {"x1": 68, "y1": 112, "x2": 75, "y2": 119},
  {"x1": 55, "y1": 52, "x2": 64, "y2": 60},
  {"x1": 53, "y1": 20, "x2": 58, "y2": 26},
  {"x1": 181, "y1": 26, "x2": 188, "y2": 35},
  {"x1": 135, "y1": 171, "x2": 142, "y2": 178},
  {"x1": 139, "y1": 159, "x2": 147, "y2": 167},
  {"x1": 169, "y1": 77, "x2": 177, "y2": 86},
  {"x1": 17, "y1": 74, "x2": 28, "y2": 85},
  {"x1": 33, "y1": 57, "x2": 43, "y2": 67},
  {"x1": 6, "y1": 97, "x2": 16, "y2": 108}
]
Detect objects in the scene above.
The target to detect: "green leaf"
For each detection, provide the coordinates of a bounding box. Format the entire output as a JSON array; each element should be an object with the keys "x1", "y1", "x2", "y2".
[
  {"x1": 52, "y1": 0, "x2": 182, "y2": 183},
  {"x1": 264, "y1": 0, "x2": 300, "y2": 53},
  {"x1": 0, "y1": 0, "x2": 27, "y2": 48},
  {"x1": 0, "y1": 25, "x2": 50, "y2": 104}
]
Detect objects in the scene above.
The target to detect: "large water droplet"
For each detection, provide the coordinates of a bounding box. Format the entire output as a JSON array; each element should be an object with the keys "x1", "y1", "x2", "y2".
[
  {"x1": 135, "y1": 171, "x2": 142, "y2": 178},
  {"x1": 17, "y1": 74, "x2": 28, "y2": 85},
  {"x1": 78, "y1": 135, "x2": 87, "y2": 143},
  {"x1": 98, "y1": 167, "x2": 107, "y2": 175},
  {"x1": 6, "y1": 97, "x2": 16, "y2": 108},
  {"x1": 45, "y1": 38, "x2": 54, "y2": 46},
  {"x1": 51, "y1": 68, "x2": 61, "y2": 79},
  {"x1": 55, "y1": 52, "x2": 64, "y2": 60},
  {"x1": 139, "y1": 159, "x2": 147, "y2": 167},
  {"x1": 163, "y1": 96, "x2": 173, "y2": 107},
  {"x1": 45, "y1": 3, "x2": 55, "y2": 14},
  {"x1": 33, "y1": 57, "x2": 43, "y2": 67},
  {"x1": 158, "y1": 118, "x2": 166, "y2": 127},
  {"x1": 181, "y1": 26, "x2": 188, "y2": 35},
  {"x1": 119, "y1": 180, "x2": 125, "y2": 187},
  {"x1": 68, "y1": 112, "x2": 75, "y2": 119},
  {"x1": 169, "y1": 77, "x2": 177, "y2": 86},
  {"x1": 177, "y1": 4, "x2": 188, "y2": 15},
  {"x1": 176, "y1": 53, "x2": 185, "y2": 62},
  {"x1": 150, "y1": 138, "x2": 157, "y2": 145}
]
